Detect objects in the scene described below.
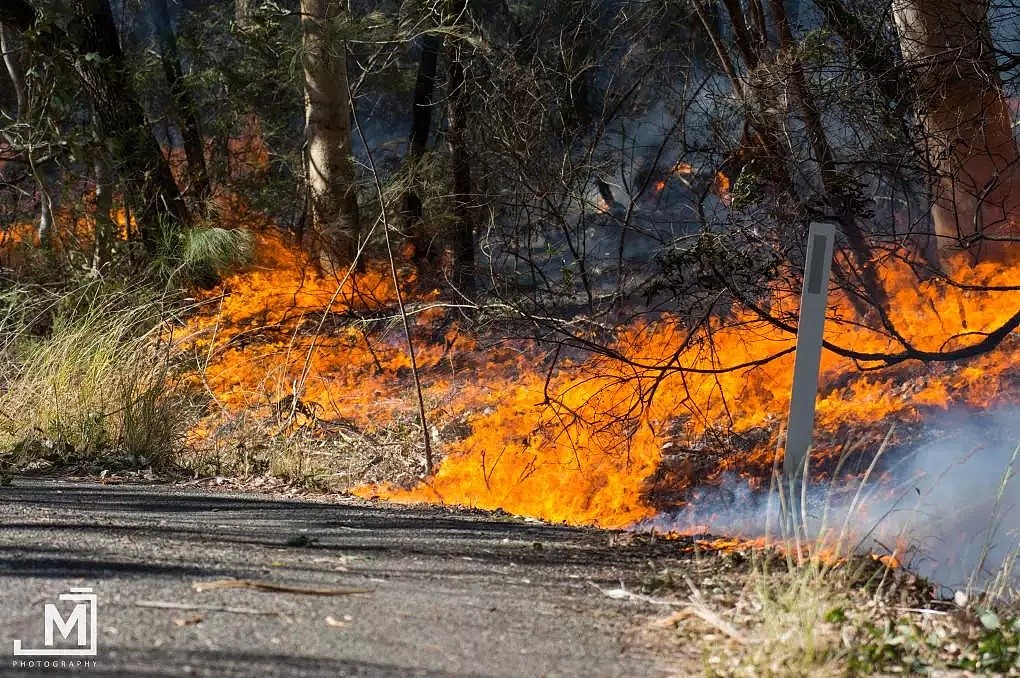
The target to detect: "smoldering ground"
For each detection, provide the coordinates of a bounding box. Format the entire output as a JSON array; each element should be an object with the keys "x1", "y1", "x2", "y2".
[{"x1": 639, "y1": 407, "x2": 1019, "y2": 595}]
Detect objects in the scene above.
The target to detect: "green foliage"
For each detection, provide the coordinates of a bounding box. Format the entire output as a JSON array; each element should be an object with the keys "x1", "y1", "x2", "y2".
[
  {"x1": 181, "y1": 226, "x2": 254, "y2": 277},
  {"x1": 954, "y1": 612, "x2": 1020, "y2": 673},
  {"x1": 148, "y1": 225, "x2": 254, "y2": 287},
  {"x1": 846, "y1": 619, "x2": 930, "y2": 675},
  {"x1": 0, "y1": 278, "x2": 196, "y2": 471},
  {"x1": 843, "y1": 611, "x2": 1020, "y2": 675}
]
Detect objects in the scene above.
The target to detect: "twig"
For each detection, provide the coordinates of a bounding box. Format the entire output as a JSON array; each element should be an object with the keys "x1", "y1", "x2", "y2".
[
  {"x1": 894, "y1": 607, "x2": 949, "y2": 616},
  {"x1": 132, "y1": 600, "x2": 280, "y2": 616},
  {"x1": 191, "y1": 579, "x2": 374, "y2": 596},
  {"x1": 347, "y1": 50, "x2": 434, "y2": 475}
]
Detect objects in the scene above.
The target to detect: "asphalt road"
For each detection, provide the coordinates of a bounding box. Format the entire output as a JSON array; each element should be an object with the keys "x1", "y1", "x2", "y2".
[{"x1": 0, "y1": 479, "x2": 677, "y2": 677}]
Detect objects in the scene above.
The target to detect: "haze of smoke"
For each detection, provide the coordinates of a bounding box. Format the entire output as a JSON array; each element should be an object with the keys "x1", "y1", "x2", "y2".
[{"x1": 640, "y1": 408, "x2": 1019, "y2": 593}]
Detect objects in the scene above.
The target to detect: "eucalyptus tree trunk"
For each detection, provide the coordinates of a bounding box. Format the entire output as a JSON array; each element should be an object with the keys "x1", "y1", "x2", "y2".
[
  {"x1": 236, "y1": 0, "x2": 252, "y2": 27},
  {"x1": 1, "y1": 23, "x2": 27, "y2": 114},
  {"x1": 893, "y1": 0, "x2": 1020, "y2": 261},
  {"x1": 300, "y1": 0, "x2": 360, "y2": 271}
]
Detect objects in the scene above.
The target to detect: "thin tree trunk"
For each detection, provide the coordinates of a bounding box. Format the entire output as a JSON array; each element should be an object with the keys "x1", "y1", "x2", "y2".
[
  {"x1": 447, "y1": 40, "x2": 474, "y2": 292},
  {"x1": 403, "y1": 32, "x2": 443, "y2": 264},
  {"x1": 747, "y1": 0, "x2": 770, "y2": 52},
  {"x1": 301, "y1": 0, "x2": 360, "y2": 271},
  {"x1": 152, "y1": 0, "x2": 210, "y2": 205},
  {"x1": 1, "y1": 21, "x2": 55, "y2": 249},
  {"x1": 693, "y1": 2, "x2": 744, "y2": 97},
  {"x1": 0, "y1": 23, "x2": 27, "y2": 115},
  {"x1": 704, "y1": 3, "x2": 792, "y2": 197},
  {"x1": 93, "y1": 155, "x2": 114, "y2": 270},
  {"x1": 72, "y1": 0, "x2": 189, "y2": 253},
  {"x1": 893, "y1": 0, "x2": 1020, "y2": 262},
  {"x1": 721, "y1": 0, "x2": 761, "y2": 68},
  {"x1": 770, "y1": 0, "x2": 886, "y2": 310}
]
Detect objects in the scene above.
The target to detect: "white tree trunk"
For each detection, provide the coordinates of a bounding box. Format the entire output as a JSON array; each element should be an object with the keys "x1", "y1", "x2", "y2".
[
  {"x1": 301, "y1": 0, "x2": 359, "y2": 272},
  {"x1": 2, "y1": 21, "x2": 55, "y2": 249},
  {"x1": 1, "y1": 22, "x2": 27, "y2": 115},
  {"x1": 893, "y1": 0, "x2": 1020, "y2": 262},
  {"x1": 235, "y1": 0, "x2": 251, "y2": 28}
]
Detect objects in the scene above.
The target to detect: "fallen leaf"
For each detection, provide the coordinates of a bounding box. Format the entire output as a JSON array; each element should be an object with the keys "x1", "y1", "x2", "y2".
[{"x1": 173, "y1": 615, "x2": 202, "y2": 627}]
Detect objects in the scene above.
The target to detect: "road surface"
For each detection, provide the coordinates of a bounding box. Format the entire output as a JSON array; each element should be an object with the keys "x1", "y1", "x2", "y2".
[{"x1": 0, "y1": 479, "x2": 679, "y2": 677}]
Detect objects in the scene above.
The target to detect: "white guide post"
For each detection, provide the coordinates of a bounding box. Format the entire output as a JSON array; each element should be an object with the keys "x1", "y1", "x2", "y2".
[{"x1": 783, "y1": 221, "x2": 836, "y2": 488}]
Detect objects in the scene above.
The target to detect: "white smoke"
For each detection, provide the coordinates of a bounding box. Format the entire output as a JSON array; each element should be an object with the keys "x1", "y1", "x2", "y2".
[{"x1": 639, "y1": 408, "x2": 1020, "y2": 595}]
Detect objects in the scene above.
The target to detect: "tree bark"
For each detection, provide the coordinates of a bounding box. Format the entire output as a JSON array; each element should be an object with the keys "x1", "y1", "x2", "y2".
[
  {"x1": 301, "y1": 0, "x2": 360, "y2": 271},
  {"x1": 892, "y1": 0, "x2": 1020, "y2": 261},
  {"x1": 93, "y1": 154, "x2": 114, "y2": 271},
  {"x1": 403, "y1": 32, "x2": 443, "y2": 264},
  {"x1": 447, "y1": 39, "x2": 474, "y2": 292},
  {"x1": 71, "y1": 0, "x2": 189, "y2": 253},
  {"x1": 151, "y1": 0, "x2": 210, "y2": 205},
  {"x1": 236, "y1": 0, "x2": 252, "y2": 28}
]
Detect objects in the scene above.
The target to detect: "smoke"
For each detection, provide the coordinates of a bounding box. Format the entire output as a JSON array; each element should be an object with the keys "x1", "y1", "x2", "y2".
[{"x1": 639, "y1": 408, "x2": 1020, "y2": 595}]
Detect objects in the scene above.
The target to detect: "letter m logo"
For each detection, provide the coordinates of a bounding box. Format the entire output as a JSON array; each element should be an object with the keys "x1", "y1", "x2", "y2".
[{"x1": 44, "y1": 603, "x2": 88, "y2": 647}]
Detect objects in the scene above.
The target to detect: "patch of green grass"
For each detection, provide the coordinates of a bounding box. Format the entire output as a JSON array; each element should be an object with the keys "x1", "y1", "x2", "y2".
[{"x1": 0, "y1": 278, "x2": 197, "y2": 471}]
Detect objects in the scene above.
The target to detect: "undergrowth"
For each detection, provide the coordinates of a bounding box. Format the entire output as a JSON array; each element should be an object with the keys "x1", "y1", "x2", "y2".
[
  {"x1": 653, "y1": 437, "x2": 1019, "y2": 676},
  {"x1": 0, "y1": 277, "x2": 197, "y2": 473}
]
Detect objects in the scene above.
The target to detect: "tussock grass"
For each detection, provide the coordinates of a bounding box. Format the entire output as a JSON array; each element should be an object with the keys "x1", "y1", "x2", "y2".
[
  {"x1": 181, "y1": 226, "x2": 254, "y2": 276},
  {"x1": 148, "y1": 226, "x2": 254, "y2": 286},
  {"x1": 0, "y1": 278, "x2": 196, "y2": 471}
]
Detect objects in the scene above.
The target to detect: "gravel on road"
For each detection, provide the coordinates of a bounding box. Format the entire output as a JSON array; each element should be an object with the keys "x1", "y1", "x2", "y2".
[{"x1": 0, "y1": 479, "x2": 682, "y2": 677}]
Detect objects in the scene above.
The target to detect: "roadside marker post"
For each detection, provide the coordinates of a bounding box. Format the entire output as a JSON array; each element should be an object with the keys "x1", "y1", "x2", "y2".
[{"x1": 783, "y1": 221, "x2": 836, "y2": 525}]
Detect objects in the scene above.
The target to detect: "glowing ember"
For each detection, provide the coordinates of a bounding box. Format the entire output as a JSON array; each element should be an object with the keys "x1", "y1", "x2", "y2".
[
  {"x1": 714, "y1": 171, "x2": 732, "y2": 205},
  {"x1": 654, "y1": 161, "x2": 695, "y2": 193}
]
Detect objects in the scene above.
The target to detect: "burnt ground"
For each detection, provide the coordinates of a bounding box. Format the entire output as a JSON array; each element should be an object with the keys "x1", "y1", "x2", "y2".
[{"x1": 0, "y1": 478, "x2": 696, "y2": 677}]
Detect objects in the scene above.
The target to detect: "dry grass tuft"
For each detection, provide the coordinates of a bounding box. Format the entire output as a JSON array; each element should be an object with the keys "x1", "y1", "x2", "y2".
[{"x1": 0, "y1": 279, "x2": 196, "y2": 472}]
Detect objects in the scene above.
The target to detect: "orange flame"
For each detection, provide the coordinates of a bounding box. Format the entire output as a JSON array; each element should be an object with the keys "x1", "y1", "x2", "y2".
[
  {"x1": 176, "y1": 223, "x2": 1018, "y2": 532},
  {"x1": 654, "y1": 162, "x2": 695, "y2": 193},
  {"x1": 714, "y1": 171, "x2": 732, "y2": 206},
  {"x1": 356, "y1": 255, "x2": 1018, "y2": 526}
]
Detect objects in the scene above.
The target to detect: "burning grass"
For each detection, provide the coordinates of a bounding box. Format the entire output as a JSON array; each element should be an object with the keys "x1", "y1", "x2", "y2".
[
  {"x1": 161, "y1": 224, "x2": 1019, "y2": 644},
  {"x1": 0, "y1": 210, "x2": 1016, "y2": 670},
  {"x1": 177, "y1": 229, "x2": 1019, "y2": 533}
]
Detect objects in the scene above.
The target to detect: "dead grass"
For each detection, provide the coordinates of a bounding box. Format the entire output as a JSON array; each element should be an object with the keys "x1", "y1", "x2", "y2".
[
  {"x1": 180, "y1": 409, "x2": 434, "y2": 491},
  {"x1": 639, "y1": 545, "x2": 1018, "y2": 677}
]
